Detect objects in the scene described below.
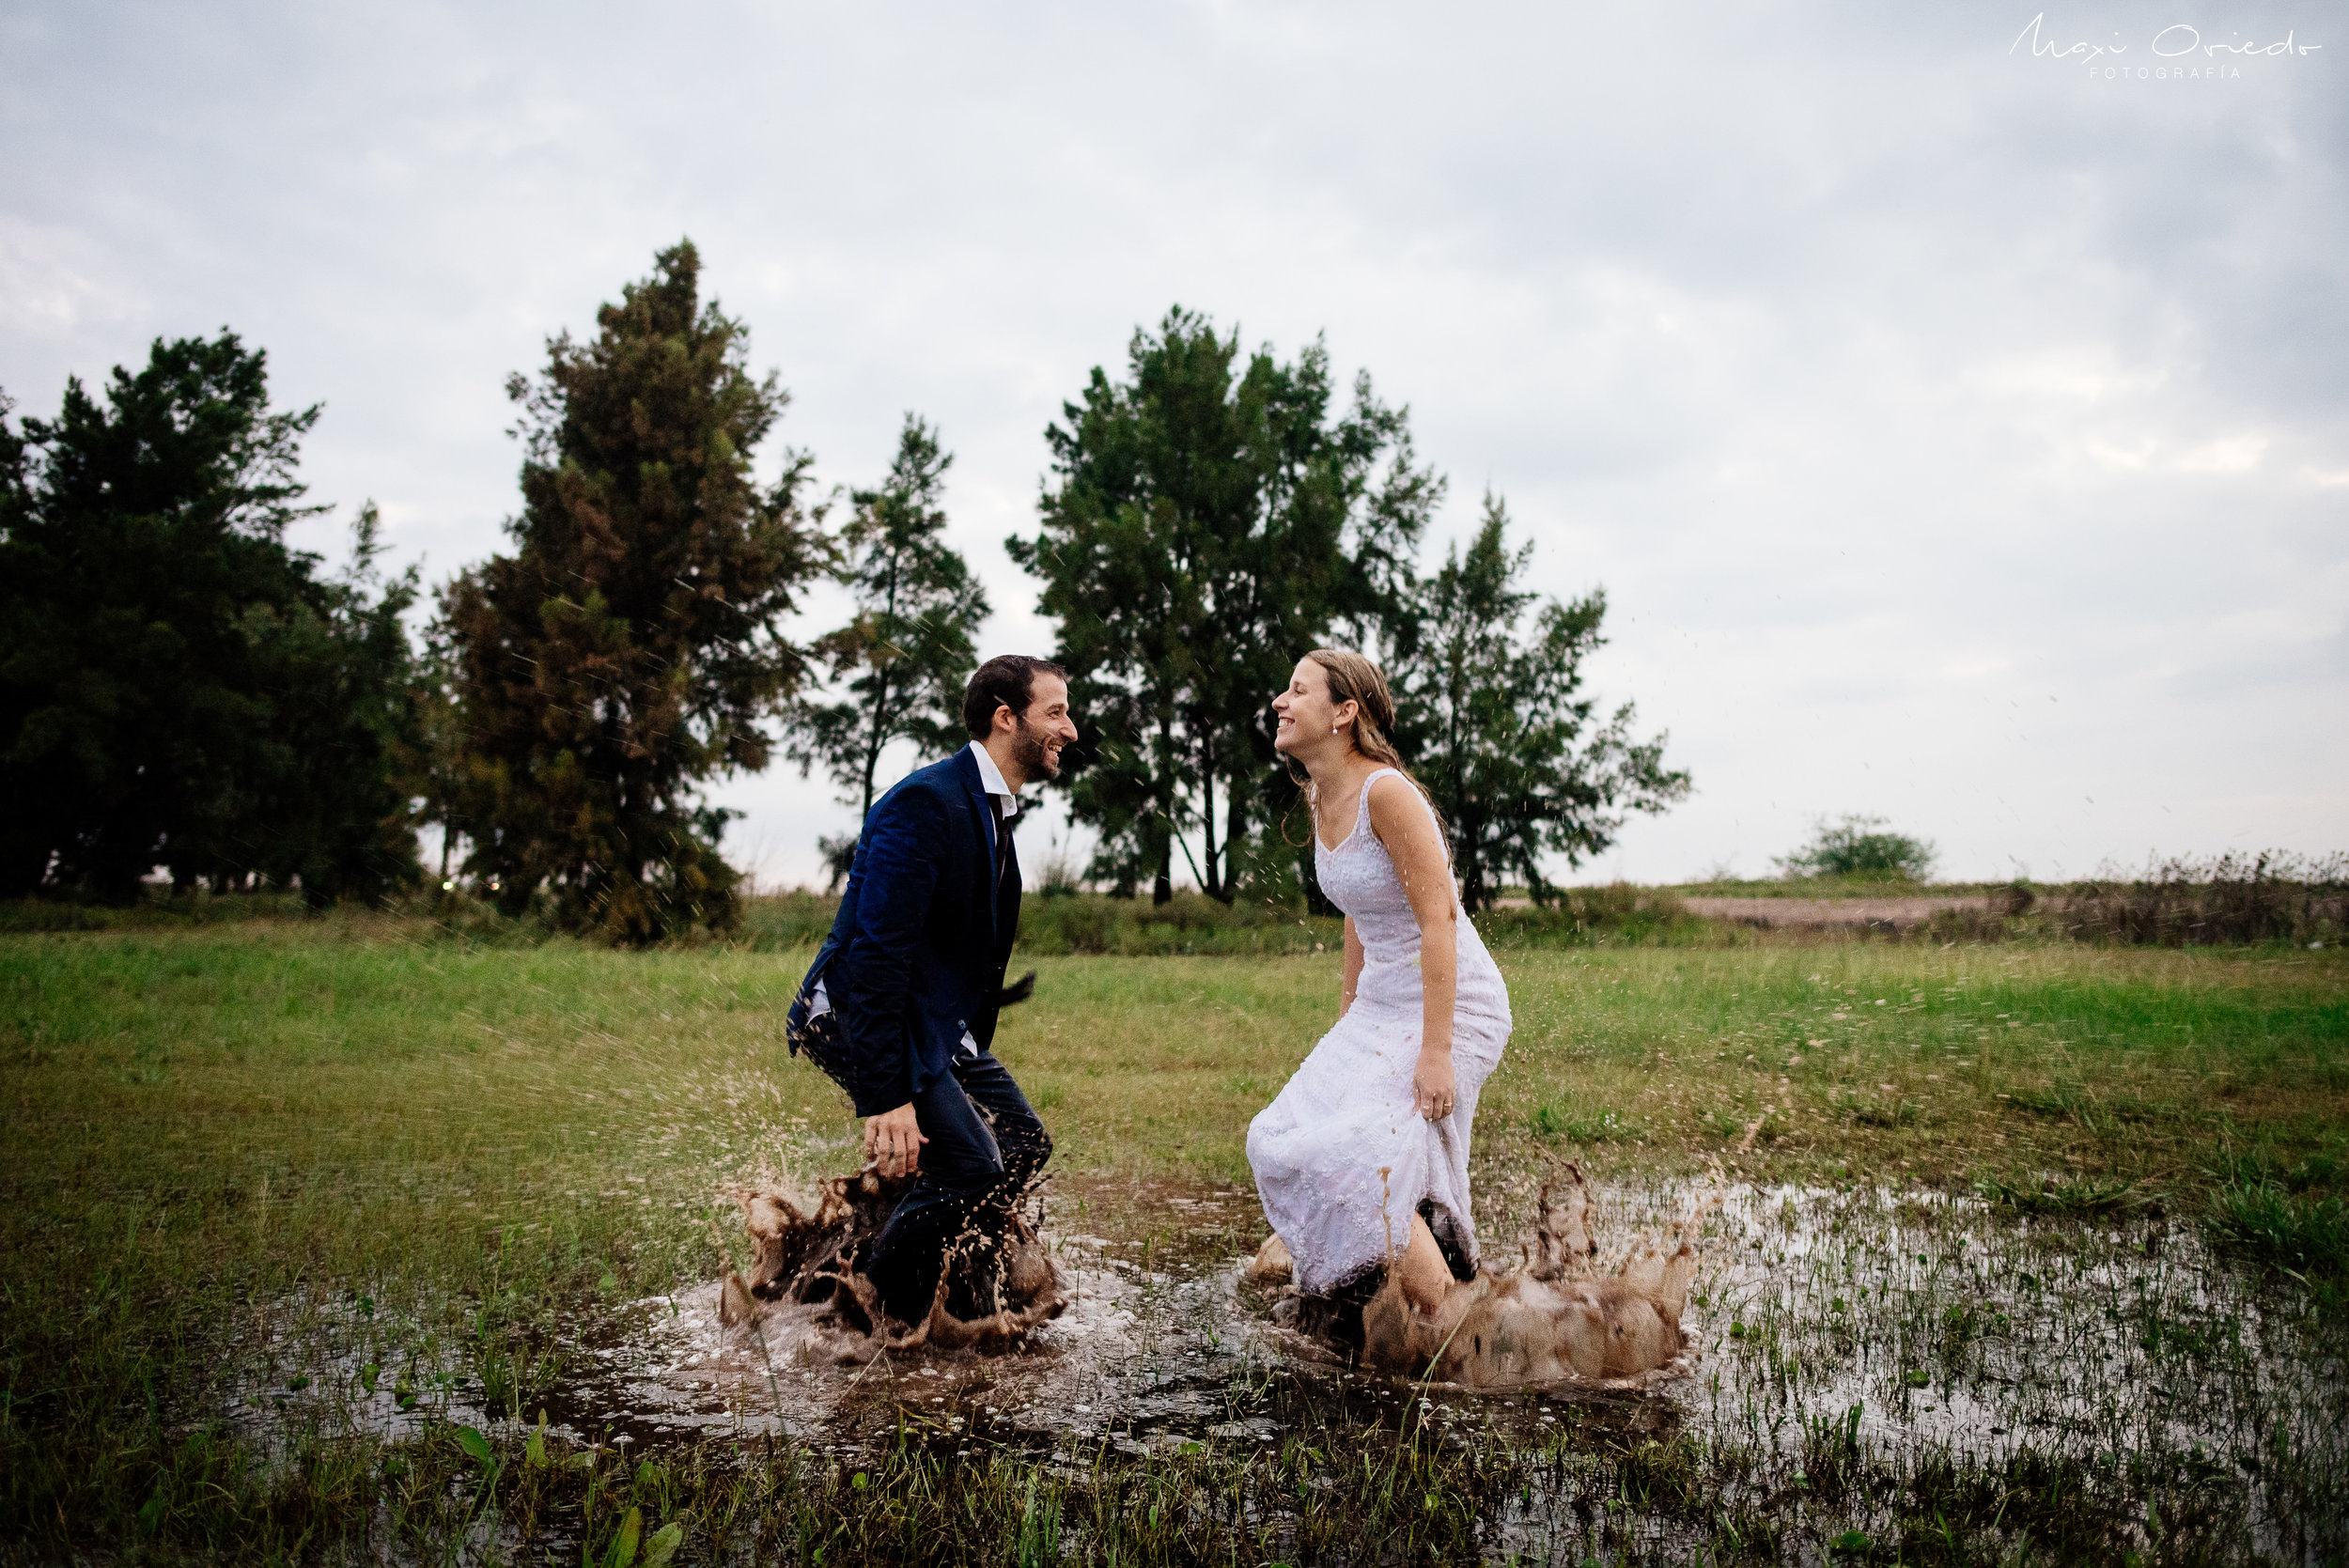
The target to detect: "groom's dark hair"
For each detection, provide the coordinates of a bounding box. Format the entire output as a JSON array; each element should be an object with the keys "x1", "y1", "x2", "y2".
[{"x1": 963, "y1": 655, "x2": 1068, "y2": 739}]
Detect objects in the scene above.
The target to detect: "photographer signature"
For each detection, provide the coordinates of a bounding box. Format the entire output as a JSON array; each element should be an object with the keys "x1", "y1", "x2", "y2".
[{"x1": 2010, "y1": 13, "x2": 2321, "y2": 61}]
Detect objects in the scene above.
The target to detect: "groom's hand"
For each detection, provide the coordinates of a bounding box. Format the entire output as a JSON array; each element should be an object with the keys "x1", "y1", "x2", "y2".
[{"x1": 864, "y1": 1103, "x2": 927, "y2": 1178}]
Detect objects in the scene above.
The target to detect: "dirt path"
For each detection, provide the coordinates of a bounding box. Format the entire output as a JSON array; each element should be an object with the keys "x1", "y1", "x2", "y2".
[{"x1": 1680, "y1": 895, "x2": 1988, "y2": 928}]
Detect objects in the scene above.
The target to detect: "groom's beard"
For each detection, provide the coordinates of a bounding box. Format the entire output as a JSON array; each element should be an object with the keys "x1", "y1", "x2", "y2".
[{"x1": 1011, "y1": 717, "x2": 1061, "y2": 781}]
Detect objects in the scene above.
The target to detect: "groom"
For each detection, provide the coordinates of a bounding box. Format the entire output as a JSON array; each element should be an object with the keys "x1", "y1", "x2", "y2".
[{"x1": 786, "y1": 655, "x2": 1078, "y2": 1322}]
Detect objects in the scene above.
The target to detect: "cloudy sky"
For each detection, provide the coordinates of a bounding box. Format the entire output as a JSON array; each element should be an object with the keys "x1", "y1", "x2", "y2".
[{"x1": 5, "y1": 1, "x2": 2341, "y2": 887}]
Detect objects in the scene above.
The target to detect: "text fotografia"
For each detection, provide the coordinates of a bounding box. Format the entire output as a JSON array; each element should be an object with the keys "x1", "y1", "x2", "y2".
[{"x1": 2011, "y1": 14, "x2": 2321, "y2": 79}]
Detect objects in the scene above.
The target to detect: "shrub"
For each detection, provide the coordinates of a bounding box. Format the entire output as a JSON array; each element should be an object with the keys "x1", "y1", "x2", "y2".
[
  {"x1": 0, "y1": 890, "x2": 312, "y2": 933},
  {"x1": 737, "y1": 891, "x2": 1343, "y2": 958},
  {"x1": 1475, "y1": 885, "x2": 1710, "y2": 949},
  {"x1": 1015, "y1": 892, "x2": 1335, "y2": 956},
  {"x1": 1774, "y1": 815, "x2": 1936, "y2": 881},
  {"x1": 2058, "y1": 852, "x2": 2346, "y2": 947}
]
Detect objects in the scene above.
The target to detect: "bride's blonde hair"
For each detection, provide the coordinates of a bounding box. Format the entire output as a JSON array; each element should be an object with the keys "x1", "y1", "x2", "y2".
[{"x1": 1283, "y1": 648, "x2": 1443, "y2": 844}]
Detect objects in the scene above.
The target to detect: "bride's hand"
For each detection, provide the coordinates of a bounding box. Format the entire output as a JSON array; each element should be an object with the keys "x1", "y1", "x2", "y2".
[{"x1": 1414, "y1": 1047, "x2": 1456, "y2": 1121}]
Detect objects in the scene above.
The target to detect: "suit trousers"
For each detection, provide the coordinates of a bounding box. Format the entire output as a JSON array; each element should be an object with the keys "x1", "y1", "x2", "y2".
[{"x1": 863, "y1": 1050, "x2": 1051, "y2": 1321}]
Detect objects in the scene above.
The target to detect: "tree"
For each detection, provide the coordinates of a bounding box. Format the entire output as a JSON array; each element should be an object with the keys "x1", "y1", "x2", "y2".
[
  {"x1": 443, "y1": 241, "x2": 825, "y2": 940},
  {"x1": 395, "y1": 619, "x2": 472, "y2": 891},
  {"x1": 1010, "y1": 308, "x2": 1435, "y2": 903},
  {"x1": 787, "y1": 414, "x2": 988, "y2": 822},
  {"x1": 1394, "y1": 493, "x2": 1690, "y2": 912},
  {"x1": 237, "y1": 502, "x2": 427, "y2": 906},
  {"x1": 0, "y1": 334, "x2": 420, "y2": 903},
  {"x1": 1774, "y1": 815, "x2": 1936, "y2": 881}
]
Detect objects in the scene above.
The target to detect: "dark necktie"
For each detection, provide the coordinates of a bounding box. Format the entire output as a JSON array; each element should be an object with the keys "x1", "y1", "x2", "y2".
[{"x1": 991, "y1": 796, "x2": 1012, "y2": 888}]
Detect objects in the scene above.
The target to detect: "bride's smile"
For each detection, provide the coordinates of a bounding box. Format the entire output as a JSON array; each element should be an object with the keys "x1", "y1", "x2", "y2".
[{"x1": 1270, "y1": 660, "x2": 1349, "y2": 759}]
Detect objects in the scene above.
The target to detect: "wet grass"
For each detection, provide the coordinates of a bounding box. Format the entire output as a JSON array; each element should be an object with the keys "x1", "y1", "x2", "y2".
[
  {"x1": 2206, "y1": 1182, "x2": 2348, "y2": 1281},
  {"x1": 101, "y1": 1390, "x2": 2199, "y2": 1568},
  {"x1": 1971, "y1": 1172, "x2": 2157, "y2": 1217},
  {"x1": 3, "y1": 921, "x2": 2345, "y2": 1560}
]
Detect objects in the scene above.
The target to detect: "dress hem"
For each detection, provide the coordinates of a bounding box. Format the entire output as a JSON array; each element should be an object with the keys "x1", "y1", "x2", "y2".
[{"x1": 1290, "y1": 1194, "x2": 1477, "y2": 1298}]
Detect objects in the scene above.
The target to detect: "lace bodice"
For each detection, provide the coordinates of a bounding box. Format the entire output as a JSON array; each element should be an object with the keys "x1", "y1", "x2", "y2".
[{"x1": 1314, "y1": 768, "x2": 1511, "y2": 1022}]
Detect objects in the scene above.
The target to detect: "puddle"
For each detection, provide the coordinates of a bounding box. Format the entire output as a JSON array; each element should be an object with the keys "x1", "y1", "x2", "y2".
[
  {"x1": 225, "y1": 1172, "x2": 2348, "y2": 1553},
  {"x1": 226, "y1": 1178, "x2": 1309, "y2": 1456}
]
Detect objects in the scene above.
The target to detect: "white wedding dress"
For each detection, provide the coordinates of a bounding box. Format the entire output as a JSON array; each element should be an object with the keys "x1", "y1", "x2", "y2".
[{"x1": 1247, "y1": 768, "x2": 1513, "y2": 1296}]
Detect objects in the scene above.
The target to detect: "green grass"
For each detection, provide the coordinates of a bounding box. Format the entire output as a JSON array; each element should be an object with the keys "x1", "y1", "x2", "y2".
[
  {"x1": 3, "y1": 920, "x2": 2344, "y2": 1560},
  {"x1": 1528, "y1": 1102, "x2": 1637, "y2": 1142},
  {"x1": 0, "y1": 888, "x2": 319, "y2": 931},
  {"x1": 3, "y1": 883, "x2": 1718, "y2": 955},
  {"x1": 736, "y1": 886, "x2": 1715, "y2": 957},
  {"x1": 1970, "y1": 1172, "x2": 2155, "y2": 1217},
  {"x1": 2206, "y1": 1181, "x2": 2349, "y2": 1278}
]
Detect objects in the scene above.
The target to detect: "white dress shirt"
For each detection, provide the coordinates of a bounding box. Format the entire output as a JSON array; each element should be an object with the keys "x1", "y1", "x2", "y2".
[{"x1": 967, "y1": 739, "x2": 1020, "y2": 859}]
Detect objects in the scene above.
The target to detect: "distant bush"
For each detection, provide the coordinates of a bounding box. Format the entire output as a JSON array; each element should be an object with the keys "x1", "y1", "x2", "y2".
[
  {"x1": 732, "y1": 883, "x2": 1704, "y2": 958},
  {"x1": 0, "y1": 891, "x2": 311, "y2": 933},
  {"x1": 2057, "y1": 853, "x2": 2346, "y2": 947},
  {"x1": 736, "y1": 890, "x2": 1336, "y2": 957},
  {"x1": 1671, "y1": 876, "x2": 1992, "y2": 900},
  {"x1": 1916, "y1": 898, "x2": 2026, "y2": 944},
  {"x1": 1475, "y1": 885, "x2": 1710, "y2": 949},
  {"x1": 1902, "y1": 860, "x2": 2347, "y2": 949},
  {"x1": 1773, "y1": 815, "x2": 1936, "y2": 881},
  {"x1": 1017, "y1": 892, "x2": 1338, "y2": 956},
  {"x1": 0, "y1": 886, "x2": 568, "y2": 945}
]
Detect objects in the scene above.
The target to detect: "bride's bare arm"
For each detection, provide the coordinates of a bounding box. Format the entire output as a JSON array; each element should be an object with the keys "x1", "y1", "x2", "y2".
[
  {"x1": 1366, "y1": 774, "x2": 1458, "y2": 1120},
  {"x1": 1341, "y1": 915, "x2": 1363, "y2": 1017}
]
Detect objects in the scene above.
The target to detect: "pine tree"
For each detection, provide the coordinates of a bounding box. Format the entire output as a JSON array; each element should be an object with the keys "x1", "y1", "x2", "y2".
[
  {"x1": 443, "y1": 241, "x2": 824, "y2": 939},
  {"x1": 242, "y1": 502, "x2": 427, "y2": 906},
  {"x1": 1010, "y1": 308, "x2": 1431, "y2": 903},
  {"x1": 0, "y1": 334, "x2": 420, "y2": 903},
  {"x1": 392, "y1": 617, "x2": 471, "y2": 893},
  {"x1": 788, "y1": 414, "x2": 988, "y2": 822}
]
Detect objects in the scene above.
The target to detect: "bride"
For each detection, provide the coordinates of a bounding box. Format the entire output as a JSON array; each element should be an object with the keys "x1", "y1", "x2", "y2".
[{"x1": 1247, "y1": 649, "x2": 1513, "y2": 1316}]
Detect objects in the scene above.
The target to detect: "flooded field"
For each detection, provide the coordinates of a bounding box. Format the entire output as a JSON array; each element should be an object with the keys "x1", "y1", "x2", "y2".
[
  {"x1": 223, "y1": 1172, "x2": 2349, "y2": 1562},
  {"x1": 10, "y1": 930, "x2": 2343, "y2": 1560}
]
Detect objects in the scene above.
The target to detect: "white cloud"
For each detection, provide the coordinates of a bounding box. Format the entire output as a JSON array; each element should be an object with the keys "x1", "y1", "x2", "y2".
[
  {"x1": 0, "y1": 218, "x2": 147, "y2": 339},
  {"x1": 2171, "y1": 434, "x2": 2270, "y2": 473}
]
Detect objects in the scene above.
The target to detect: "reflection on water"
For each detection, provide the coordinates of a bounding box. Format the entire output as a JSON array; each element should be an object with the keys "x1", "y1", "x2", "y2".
[{"x1": 229, "y1": 1172, "x2": 2347, "y2": 1554}]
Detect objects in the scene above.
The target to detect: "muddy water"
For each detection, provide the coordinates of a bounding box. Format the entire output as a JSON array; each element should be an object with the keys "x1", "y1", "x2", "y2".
[
  {"x1": 232, "y1": 1170, "x2": 2346, "y2": 1551},
  {"x1": 227, "y1": 1180, "x2": 1315, "y2": 1456},
  {"x1": 522, "y1": 1179, "x2": 1323, "y2": 1455}
]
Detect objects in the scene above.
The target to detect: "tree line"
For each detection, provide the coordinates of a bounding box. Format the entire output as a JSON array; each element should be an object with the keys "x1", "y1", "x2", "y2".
[{"x1": 0, "y1": 241, "x2": 1686, "y2": 938}]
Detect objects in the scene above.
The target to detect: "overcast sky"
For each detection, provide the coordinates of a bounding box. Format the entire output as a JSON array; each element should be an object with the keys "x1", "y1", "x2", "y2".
[{"x1": 5, "y1": 1, "x2": 2341, "y2": 887}]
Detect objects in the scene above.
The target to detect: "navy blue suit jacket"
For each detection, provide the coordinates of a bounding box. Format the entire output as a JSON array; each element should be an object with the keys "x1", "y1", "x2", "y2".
[{"x1": 788, "y1": 749, "x2": 1020, "y2": 1116}]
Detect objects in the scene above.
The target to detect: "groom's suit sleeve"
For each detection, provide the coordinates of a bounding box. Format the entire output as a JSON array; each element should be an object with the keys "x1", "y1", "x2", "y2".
[{"x1": 838, "y1": 781, "x2": 945, "y2": 1116}]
